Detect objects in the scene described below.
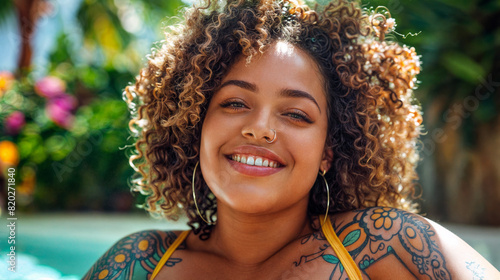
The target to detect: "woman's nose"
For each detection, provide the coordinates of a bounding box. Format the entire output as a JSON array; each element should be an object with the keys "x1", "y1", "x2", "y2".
[{"x1": 241, "y1": 111, "x2": 276, "y2": 143}]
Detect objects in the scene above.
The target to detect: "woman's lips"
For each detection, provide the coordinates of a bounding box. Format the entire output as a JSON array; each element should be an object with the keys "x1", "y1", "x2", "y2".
[
  {"x1": 227, "y1": 157, "x2": 284, "y2": 177},
  {"x1": 230, "y1": 154, "x2": 281, "y2": 168},
  {"x1": 226, "y1": 145, "x2": 286, "y2": 176}
]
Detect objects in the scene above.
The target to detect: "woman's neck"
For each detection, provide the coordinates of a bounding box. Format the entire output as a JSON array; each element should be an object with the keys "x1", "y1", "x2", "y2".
[{"x1": 205, "y1": 199, "x2": 313, "y2": 267}]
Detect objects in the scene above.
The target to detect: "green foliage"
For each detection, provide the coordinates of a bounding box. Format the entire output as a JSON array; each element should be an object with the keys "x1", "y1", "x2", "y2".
[
  {"x1": 0, "y1": 65, "x2": 134, "y2": 211},
  {"x1": 367, "y1": 0, "x2": 500, "y2": 134},
  {"x1": 442, "y1": 52, "x2": 486, "y2": 84},
  {"x1": 0, "y1": 0, "x2": 188, "y2": 212},
  {"x1": 0, "y1": 1, "x2": 13, "y2": 25}
]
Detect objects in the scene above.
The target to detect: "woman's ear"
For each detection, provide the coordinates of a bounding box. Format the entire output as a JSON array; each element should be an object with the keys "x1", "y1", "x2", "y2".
[{"x1": 320, "y1": 148, "x2": 333, "y2": 173}]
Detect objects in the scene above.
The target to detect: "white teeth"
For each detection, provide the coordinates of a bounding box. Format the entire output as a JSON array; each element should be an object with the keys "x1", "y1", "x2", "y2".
[
  {"x1": 247, "y1": 156, "x2": 255, "y2": 165},
  {"x1": 231, "y1": 155, "x2": 279, "y2": 168}
]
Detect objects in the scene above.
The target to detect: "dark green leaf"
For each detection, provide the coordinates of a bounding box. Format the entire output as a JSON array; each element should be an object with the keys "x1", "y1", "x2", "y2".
[
  {"x1": 442, "y1": 52, "x2": 486, "y2": 84},
  {"x1": 0, "y1": 0, "x2": 14, "y2": 26}
]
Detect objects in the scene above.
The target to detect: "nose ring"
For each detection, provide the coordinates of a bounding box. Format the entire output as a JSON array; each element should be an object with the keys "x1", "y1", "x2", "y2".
[{"x1": 266, "y1": 129, "x2": 277, "y2": 143}]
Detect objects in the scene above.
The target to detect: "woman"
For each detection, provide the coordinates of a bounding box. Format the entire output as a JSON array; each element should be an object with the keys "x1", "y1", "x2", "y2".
[{"x1": 84, "y1": 0, "x2": 500, "y2": 279}]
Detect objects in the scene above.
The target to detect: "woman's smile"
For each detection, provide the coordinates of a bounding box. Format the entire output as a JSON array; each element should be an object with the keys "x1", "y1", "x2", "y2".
[
  {"x1": 227, "y1": 156, "x2": 284, "y2": 176},
  {"x1": 230, "y1": 155, "x2": 280, "y2": 168},
  {"x1": 226, "y1": 144, "x2": 286, "y2": 176}
]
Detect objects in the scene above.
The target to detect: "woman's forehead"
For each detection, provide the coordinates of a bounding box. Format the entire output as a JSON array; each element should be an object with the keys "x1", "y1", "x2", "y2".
[
  {"x1": 227, "y1": 41, "x2": 322, "y2": 80},
  {"x1": 274, "y1": 41, "x2": 297, "y2": 58}
]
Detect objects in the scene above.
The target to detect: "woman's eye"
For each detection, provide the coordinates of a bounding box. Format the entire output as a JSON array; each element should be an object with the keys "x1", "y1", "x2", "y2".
[
  {"x1": 220, "y1": 100, "x2": 247, "y2": 110},
  {"x1": 285, "y1": 111, "x2": 313, "y2": 124}
]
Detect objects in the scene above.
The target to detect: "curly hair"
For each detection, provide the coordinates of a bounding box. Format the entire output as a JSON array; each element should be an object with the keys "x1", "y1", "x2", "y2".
[{"x1": 124, "y1": 0, "x2": 423, "y2": 238}]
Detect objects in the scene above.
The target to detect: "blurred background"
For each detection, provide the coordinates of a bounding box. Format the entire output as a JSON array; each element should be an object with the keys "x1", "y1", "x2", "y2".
[{"x1": 0, "y1": 0, "x2": 499, "y2": 278}]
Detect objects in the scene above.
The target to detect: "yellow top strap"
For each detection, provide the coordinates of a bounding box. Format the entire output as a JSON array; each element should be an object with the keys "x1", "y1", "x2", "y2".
[
  {"x1": 320, "y1": 215, "x2": 363, "y2": 280},
  {"x1": 150, "y1": 230, "x2": 191, "y2": 280},
  {"x1": 150, "y1": 218, "x2": 361, "y2": 280}
]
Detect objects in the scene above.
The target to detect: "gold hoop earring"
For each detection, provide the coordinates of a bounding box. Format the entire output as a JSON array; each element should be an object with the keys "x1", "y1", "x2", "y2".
[
  {"x1": 319, "y1": 169, "x2": 330, "y2": 227},
  {"x1": 192, "y1": 161, "x2": 213, "y2": 225}
]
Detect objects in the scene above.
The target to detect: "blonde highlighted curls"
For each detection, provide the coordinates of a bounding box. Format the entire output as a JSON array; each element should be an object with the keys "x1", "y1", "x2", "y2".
[{"x1": 124, "y1": 0, "x2": 423, "y2": 237}]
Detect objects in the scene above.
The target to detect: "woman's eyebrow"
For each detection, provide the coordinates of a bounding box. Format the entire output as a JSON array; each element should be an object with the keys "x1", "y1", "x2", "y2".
[
  {"x1": 219, "y1": 80, "x2": 257, "y2": 92},
  {"x1": 279, "y1": 88, "x2": 321, "y2": 113},
  {"x1": 219, "y1": 79, "x2": 321, "y2": 113}
]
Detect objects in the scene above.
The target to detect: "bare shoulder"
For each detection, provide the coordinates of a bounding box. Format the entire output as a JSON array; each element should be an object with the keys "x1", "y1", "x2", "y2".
[
  {"x1": 330, "y1": 207, "x2": 500, "y2": 280},
  {"x1": 82, "y1": 229, "x2": 186, "y2": 280}
]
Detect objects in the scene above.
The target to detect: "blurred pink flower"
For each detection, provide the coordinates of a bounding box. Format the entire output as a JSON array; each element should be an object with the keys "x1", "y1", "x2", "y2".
[
  {"x1": 52, "y1": 93, "x2": 77, "y2": 111},
  {"x1": 5, "y1": 111, "x2": 25, "y2": 135},
  {"x1": 46, "y1": 94, "x2": 77, "y2": 129},
  {"x1": 35, "y1": 76, "x2": 66, "y2": 98}
]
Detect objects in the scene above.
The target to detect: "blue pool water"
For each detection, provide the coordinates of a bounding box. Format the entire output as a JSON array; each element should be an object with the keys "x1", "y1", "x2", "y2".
[
  {"x1": 0, "y1": 213, "x2": 189, "y2": 278},
  {"x1": 0, "y1": 253, "x2": 79, "y2": 280}
]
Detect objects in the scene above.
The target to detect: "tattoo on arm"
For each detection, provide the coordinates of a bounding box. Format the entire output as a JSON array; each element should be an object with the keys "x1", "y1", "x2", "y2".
[
  {"x1": 294, "y1": 208, "x2": 453, "y2": 279},
  {"x1": 83, "y1": 230, "x2": 184, "y2": 280}
]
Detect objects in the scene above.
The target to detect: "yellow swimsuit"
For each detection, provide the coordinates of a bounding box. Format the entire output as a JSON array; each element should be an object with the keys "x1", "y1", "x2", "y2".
[{"x1": 150, "y1": 216, "x2": 362, "y2": 279}]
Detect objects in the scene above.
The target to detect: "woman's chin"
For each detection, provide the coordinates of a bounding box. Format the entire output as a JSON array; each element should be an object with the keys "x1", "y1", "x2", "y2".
[
  {"x1": 215, "y1": 190, "x2": 308, "y2": 217},
  {"x1": 216, "y1": 190, "x2": 284, "y2": 215}
]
